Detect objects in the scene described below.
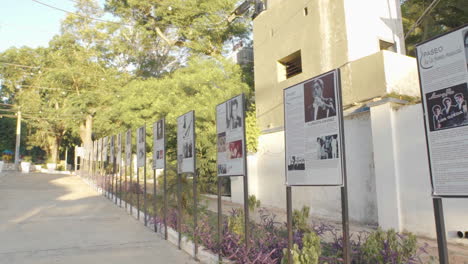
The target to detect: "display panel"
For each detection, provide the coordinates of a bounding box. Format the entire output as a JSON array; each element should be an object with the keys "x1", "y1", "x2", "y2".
[
  {"x1": 284, "y1": 69, "x2": 344, "y2": 186},
  {"x1": 416, "y1": 24, "x2": 468, "y2": 197}
]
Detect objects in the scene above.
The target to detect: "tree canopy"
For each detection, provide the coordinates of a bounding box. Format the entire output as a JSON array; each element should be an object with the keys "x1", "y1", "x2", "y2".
[{"x1": 402, "y1": 0, "x2": 468, "y2": 55}]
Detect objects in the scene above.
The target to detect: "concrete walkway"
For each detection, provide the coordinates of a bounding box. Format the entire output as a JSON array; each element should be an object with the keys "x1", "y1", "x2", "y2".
[{"x1": 0, "y1": 171, "x2": 196, "y2": 264}]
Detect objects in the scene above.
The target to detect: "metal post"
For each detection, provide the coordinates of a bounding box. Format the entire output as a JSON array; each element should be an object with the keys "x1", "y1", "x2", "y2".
[
  {"x1": 341, "y1": 186, "x2": 351, "y2": 264},
  {"x1": 286, "y1": 186, "x2": 293, "y2": 264},
  {"x1": 243, "y1": 175, "x2": 250, "y2": 250},
  {"x1": 137, "y1": 168, "x2": 140, "y2": 220},
  {"x1": 177, "y1": 172, "x2": 182, "y2": 249},
  {"x1": 144, "y1": 159, "x2": 147, "y2": 226},
  {"x1": 218, "y1": 178, "x2": 223, "y2": 262},
  {"x1": 14, "y1": 110, "x2": 21, "y2": 168},
  {"x1": 193, "y1": 119, "x2": 198, "y2": 260},
  {"x1": 193, "y1": 171, "x2": 198, "y2": 259},
  {"x1": 242, "y1": 94, "x2": 250, "y2": 250},
  {"x1": 163, "y1": 160, "x2": 168, "y2": 240},
  {"x1": 153, "y1": 169, "x2": 157, "y2": 233},
  {"x1": 433, "y1": 198, "x2": 449, "y2": 264},
  {"x1": 337, "y1": 71, "x2": 351, "y2": 264},
  {"x1": 129, "y1": 156, "x2": 133, "y2": 215},
  {"x1": 119, "y1": 150, "x2": 122, "y2": 207},
  {"x1": 112, "y1": 157, "x2": 115, "y2": 202},
  {"x1": 114, "y1": 156, "x2": 117, "y2": 204}
]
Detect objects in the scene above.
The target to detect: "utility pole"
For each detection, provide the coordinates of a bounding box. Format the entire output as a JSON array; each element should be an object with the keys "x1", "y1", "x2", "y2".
[{"x1": 14, "y1": 109, "x2": 21, "y2": 169}]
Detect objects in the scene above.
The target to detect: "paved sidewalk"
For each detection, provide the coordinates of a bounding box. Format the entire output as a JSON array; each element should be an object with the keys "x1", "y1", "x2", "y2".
[{"x1": 0, "y1": 171, "x2": 196, "y2": 264}]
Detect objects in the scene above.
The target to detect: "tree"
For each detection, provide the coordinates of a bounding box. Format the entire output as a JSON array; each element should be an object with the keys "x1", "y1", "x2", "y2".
[
  {"x1": 97, "y1": 56, "x2": 250, "y2": 193},
  {"x1": 105, "y1": 0, "x2": 250, "y2": 57},
  {"x1": 402, "y1": 0, "x2": 468, "y2": 56}
]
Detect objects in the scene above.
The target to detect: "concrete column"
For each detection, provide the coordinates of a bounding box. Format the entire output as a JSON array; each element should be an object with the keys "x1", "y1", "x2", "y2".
[{"x1": 369, "y1": 102, "x2": 402, "y2": 231}]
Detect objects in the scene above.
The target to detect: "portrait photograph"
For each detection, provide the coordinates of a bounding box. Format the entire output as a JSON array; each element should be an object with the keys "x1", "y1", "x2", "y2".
[
  {"x1": 303, "y1": 73, "x2": 337, "y2": 122},
  {"x1": 225, "y1": 97, "x2": 242, "y2": 130},
  {"x1": 228, "y1": 140, "x2": 243, "y2": 159},
  {"x1": 425, "y1": 83, "x2": 468, "y2": 131}
]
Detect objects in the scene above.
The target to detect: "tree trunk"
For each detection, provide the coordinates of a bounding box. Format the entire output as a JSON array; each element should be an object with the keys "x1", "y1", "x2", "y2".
[
  {"x1": 47, "y1": 136, "x2": 58, "y2": 163},
  {"x1": 79, "y1": 115, "x2": 93, "y2": 147}
]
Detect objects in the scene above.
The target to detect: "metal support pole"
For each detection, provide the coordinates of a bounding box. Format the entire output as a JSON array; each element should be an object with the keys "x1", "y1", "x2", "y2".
[
  {"x1": 286, "y1": 186, "x2": 293, "y2": 264},
  {"x1": 337, "y1": 70, "x2": 351, "y2": 264},
  {"x1": 433, "y1": 198, "x2": 449, "y2": 264},
  {"x1": 241, "y1": 94, "x2": 250, "y2": 250},
  {"x1": 153, "y1": 169, "x2": 157, "y2": 232},
  {"x1": 129, "y1": 159, "x2": 133, "y2": 214},
  {"x1": 119, "y1": 155, "x2": 122, "y2": 207},
  {"x1": 163, "y1": 164, "x2": 168, "y2": 240},
  {"x1": 243, "y1": 175, "x2": 250, "y2": 250},
  {"x1": 218, "y1": 178, "x2": 223, "y2": 262},
  {"x1": 112, "y1": 159, "x2": 115, "y2": 202},
  {"x1": 341, "y1": 186, "x2": 351, "y2": 264},
  {"x1": 177, "y1": 173, "x2": 182, "y2": 249},
  {"x1": 137, "y1": 168, "x2": 140, "y2": 220},
  {"x1": 193, "y1": 171, "x2": 198, "y2": 259},
  {"x1": 144, "y1": 161, "x2": 147, "y2": 226},
  {"x1": 14, "y1": 110, "x2": 21, "y2": 168},
  {"x1": 114, "y1": 157, "x2": 118, "y2": 204},
  {"x1": 163, "y1": 118, "x2": 168, "y2": 240}
]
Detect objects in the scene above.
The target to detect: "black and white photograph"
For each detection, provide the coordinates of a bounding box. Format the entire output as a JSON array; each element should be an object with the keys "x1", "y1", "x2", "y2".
[
  {"x1": 137, "y1": 126, "x2": 145, "y2": 167},
  {"x1": 316, "y1": 134, "x2": 339, "y2": 160},
  {"x1": 287, "y1": 155, "x2": 305, "y2": 171},
  {"x1": 183, "y1": 141, "x2": 193, "y2": 158},
  {"x1": 156, "y1": 120, "x2": 164, "y2": 140},
  {"x1": 217, "y1": 164, "x2": 227, "y2": 174},
  {"x1": 226, "y1": 97, "x2": 242, "y2": 130},
  {"x1": 425, "y1": 84, "x2": 468, "y2": 131},
  {"x1": 303, "y1": 73, "x2": 337, "y2": 122}
]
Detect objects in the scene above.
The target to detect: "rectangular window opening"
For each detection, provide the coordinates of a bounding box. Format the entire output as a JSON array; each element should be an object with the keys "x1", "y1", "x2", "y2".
[{"x1": 278, "y1": 50, "x2": 302, "y2": 81}]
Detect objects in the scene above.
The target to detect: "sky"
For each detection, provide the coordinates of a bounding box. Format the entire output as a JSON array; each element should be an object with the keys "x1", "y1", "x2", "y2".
[{"x1": 0, "y1": 0, "x2": 106, "y2": 52}]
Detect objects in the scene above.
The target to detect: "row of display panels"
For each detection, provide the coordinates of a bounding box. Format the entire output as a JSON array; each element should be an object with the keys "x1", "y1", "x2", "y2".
[{"x1": 82, "y1": 23, "x2": 468, "y2": 196}]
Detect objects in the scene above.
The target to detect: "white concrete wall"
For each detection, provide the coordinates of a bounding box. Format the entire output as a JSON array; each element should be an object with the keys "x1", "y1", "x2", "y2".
[
  {"x1": 394, "y1": 104, "x2": 468, "y2": 243},
  {"x1": 246, "y1": 112, "x2": 378, "y2": 225}
]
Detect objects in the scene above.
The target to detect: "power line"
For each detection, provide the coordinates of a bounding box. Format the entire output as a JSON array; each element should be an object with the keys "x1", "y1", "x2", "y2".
[
  {"x1": 404, "y1": 0, "x2": 442, "y2": 39},
  {"x1": 31, "y1": 0, "x2": 132, "y2": 27}
]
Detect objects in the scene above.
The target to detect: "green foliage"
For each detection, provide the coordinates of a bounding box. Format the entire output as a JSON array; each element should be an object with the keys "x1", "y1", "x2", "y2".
[
  {"x1": 105, "y1": 0, "x2": 250, "y2": 56},
  {"x1": 246, "y1": 104, "x2": 259, "y2": 153},
  {"x1": 248, "y1": 194, "x2": 261, "y2": 212},
  {"x1": 281, "y1": 232, "x2": 321, "y2": 264},
  {"x1": 293, "y1": 206, "x2": 311, "y2": 233},
  {"x1": 228, "y1": 209, "x2": 245, "y2": 239},
  {"x1": 402, "y1": 0, "x2": 468, "y2": 56},
  {"x1": 0, "y1": 116, "x2": 17, "y2": 153},
  {"x1": 361, "y1": 228, "x2": 417, "y2": 264}
]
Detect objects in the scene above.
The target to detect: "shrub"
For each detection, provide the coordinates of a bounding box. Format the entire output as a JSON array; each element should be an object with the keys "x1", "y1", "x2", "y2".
[
  {"x1": 248, "y1": 194, "x2": 261, "y2": 212},
  {"x1": 281, "y1": 232, "x2": 321, "y2": 264},
  {"x1": 360, "y1": 228, "x2": 418, "y2": 264},
  {"x1": 293, "y1": 206, "x2": 311, "y2": 233}
]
